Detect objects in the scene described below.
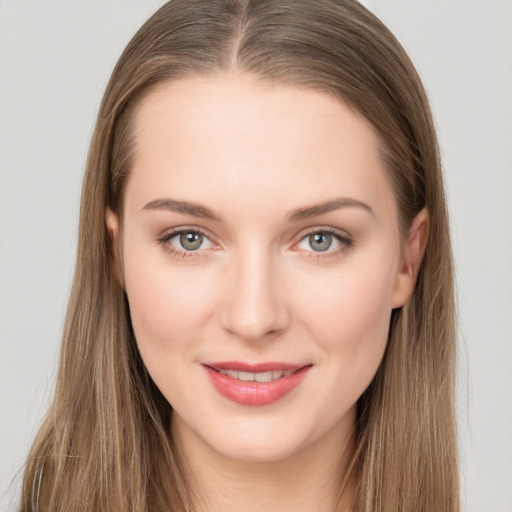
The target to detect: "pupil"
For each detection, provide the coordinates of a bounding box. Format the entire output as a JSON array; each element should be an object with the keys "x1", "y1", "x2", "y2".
[
  {"x1": 309, "y1": 233, "x2": 332, "y2": 252},
  {"x1": 180, "y1": 232, "x2": 203, "y2": 250}
]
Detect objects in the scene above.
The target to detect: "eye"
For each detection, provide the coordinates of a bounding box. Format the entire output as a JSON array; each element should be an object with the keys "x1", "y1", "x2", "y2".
[
  {"x1": 158, "y1": 228, "x2": 215, "y2": 255},
  {"x1": 295, "y1": 228, "x2": 352, "y2": 255}
]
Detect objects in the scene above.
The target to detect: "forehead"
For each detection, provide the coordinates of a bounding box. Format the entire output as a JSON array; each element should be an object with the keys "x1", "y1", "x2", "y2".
[{"x1": 126, "y1": 74, "x2": 396, "y2": 222}]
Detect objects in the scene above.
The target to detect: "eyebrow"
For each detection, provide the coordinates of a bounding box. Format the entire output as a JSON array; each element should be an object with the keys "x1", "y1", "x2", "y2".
[
  {"x1": 286, "y1": 197, "x2": 374, "y2": 222},
  {"x1": 142, "y1": 197, "x2": 374, "y2": 222},
  {"x1": 143, "y1": 198, "x2": 221, "y2": 221}
]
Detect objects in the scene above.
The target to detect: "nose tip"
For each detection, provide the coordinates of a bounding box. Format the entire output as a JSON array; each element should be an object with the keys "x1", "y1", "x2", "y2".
[
  {"x1": 224, "y1": 318, "x2": 273, "y2": 342},
  {"x1": 220, "y1": 255, "x2": 290, "y2": 342}
]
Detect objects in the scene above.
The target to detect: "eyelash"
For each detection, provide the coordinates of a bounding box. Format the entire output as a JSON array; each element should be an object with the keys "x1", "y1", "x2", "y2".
[
  {"x1": 297, "y1": 227, "x2": 353, "y2": 260},
  {"x1": 157, "y1": 227, "x2": 212, "y2": 259},
  {"x1": 156, "y1": 226, "x2": 353, "y2": 260}
]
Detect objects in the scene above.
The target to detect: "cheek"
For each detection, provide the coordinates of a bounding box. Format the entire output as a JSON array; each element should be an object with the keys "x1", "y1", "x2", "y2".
[
  {"x1": 302, "y1": 261, "x2": 395, "y2": 336},
  {"x1": 123, "y1": 255, "x2": 221, "y2": 409},
  {"x1": 122, "y1": 248, "x2": 216, "y2": 369},
  {"x1": 296, "y1": 256, "x2": 397, "y2": 387}
]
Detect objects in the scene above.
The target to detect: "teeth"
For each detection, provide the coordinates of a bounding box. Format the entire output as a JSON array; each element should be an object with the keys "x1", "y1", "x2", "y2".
[
  {"x1": 218, "y1": 369, "x2": 295, "y2": 382},
  {"x1": 219, "y1": 369, "x2": 239, "y2": 379},
  {"x1": 255, "y1": 371, "x2": 273, "y2": 382}
]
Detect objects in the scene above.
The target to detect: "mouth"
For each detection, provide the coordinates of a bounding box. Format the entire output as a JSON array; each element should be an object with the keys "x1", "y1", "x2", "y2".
[
  {"x1": 213, "y1": 368, "x2": 296, "y2": 382},
  {"x1": 201, "y1": 361, "x2": 312, "y2": 406}
]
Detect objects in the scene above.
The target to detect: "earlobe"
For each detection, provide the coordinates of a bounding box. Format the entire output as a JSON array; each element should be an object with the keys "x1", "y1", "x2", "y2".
[
  {"x1": 106, "y1": 208, "x2": 119, "y2": 245},
  {"x1": 391, "y1": 207, "x2": 429, "y2": 309},
  {"x1": 105, "y1": 208, "x2": 124, "y2": 287}
]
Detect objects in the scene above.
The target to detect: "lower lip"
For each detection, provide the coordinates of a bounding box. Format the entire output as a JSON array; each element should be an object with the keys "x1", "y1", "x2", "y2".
[{"x1": 203, "y1": 365, "x2": 311, "y2": 406}]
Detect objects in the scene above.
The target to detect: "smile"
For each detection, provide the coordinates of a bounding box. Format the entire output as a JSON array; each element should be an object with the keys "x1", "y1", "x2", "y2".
[
  {"x1": 216, "y1": 369, "x2": 296, "y2": 382},
  {"x1": 202, "y1": 362, "x2": 312, "y2": 406}
]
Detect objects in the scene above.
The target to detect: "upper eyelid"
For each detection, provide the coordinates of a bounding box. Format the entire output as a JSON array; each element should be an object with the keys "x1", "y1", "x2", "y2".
[
  {"x1": 159, "y1": 226, "x2": 213, "y2": 240},
  {"x1": 297, "y1": 225, "x2": 351, "y2": 238}
]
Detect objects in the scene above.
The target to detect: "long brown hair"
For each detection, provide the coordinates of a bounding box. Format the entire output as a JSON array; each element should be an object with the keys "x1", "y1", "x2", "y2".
[{"x1": 19, "y1": 1, "x2": 459, "y2": 510}]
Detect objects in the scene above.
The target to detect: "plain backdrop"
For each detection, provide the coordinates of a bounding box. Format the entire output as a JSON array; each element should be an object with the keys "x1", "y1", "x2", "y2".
[{"x1": 0, "y1": 1, "x2": 511, "y2": 511}]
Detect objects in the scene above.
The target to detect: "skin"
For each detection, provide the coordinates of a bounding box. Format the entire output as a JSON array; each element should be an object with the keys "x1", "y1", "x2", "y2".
[{"x1": 107, "y1": 74, "x2": 428, "y2": 511}]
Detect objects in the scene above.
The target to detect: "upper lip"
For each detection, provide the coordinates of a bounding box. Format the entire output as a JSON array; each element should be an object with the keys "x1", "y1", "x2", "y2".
[{"x1": 203, "y1": 361, "x2": 310, "y2": 373}]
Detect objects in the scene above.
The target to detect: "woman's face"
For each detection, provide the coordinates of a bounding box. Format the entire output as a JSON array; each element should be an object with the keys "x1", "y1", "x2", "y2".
[{"x1": 109, "y1": 75, "x2": 419, "y2": 462}]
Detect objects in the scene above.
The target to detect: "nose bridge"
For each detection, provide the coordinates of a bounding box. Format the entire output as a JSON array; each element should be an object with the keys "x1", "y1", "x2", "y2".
[{"x1": 221, "y1": 241, "x2": 289, "y2": 341}]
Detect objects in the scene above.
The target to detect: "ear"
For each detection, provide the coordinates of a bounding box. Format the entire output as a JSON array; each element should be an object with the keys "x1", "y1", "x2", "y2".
[
  {"x1": 105, "y1": 208, "x2": 124, "y2": 287},
  {"x1": 391, "y1": 207, "x2": 429, "y2": 309}
]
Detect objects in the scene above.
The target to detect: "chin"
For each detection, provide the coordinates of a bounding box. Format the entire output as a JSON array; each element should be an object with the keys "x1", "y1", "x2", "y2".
[
  {"x1": 196, "y1": 415, "x2": 317, "y2": 463},
  {"x1": 210, "y1": 434, "x2": 305, "y2": 463}
]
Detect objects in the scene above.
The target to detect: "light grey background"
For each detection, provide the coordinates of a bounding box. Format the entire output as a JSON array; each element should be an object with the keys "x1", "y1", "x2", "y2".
[{"x1": 1, "y1": 1, "x2": 511, "y2": 511}]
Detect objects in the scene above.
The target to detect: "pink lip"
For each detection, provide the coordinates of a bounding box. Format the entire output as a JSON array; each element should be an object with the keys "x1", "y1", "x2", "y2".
[
  {"x1": 204, "y1": 361, "x2": 305, "y2": 372},
  {"x1": 202, "y1": 362, "x2": 312, "y2": 406}
]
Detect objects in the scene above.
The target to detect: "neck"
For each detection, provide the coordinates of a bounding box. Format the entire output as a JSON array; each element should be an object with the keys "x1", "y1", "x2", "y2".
[{"x1": 171, "y1": 411, "x2": 357, "y2": 512}]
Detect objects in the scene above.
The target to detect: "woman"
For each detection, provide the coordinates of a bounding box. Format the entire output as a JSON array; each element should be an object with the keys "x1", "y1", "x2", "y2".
[{"x1": 18, "y1": 0, "x2": 459, "y2": 510}]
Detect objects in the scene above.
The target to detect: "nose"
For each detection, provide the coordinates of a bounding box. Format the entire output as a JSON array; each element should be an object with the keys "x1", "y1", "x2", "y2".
[{"x1": 220, "y1": 246, "x2": 290, "y2": 342}]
